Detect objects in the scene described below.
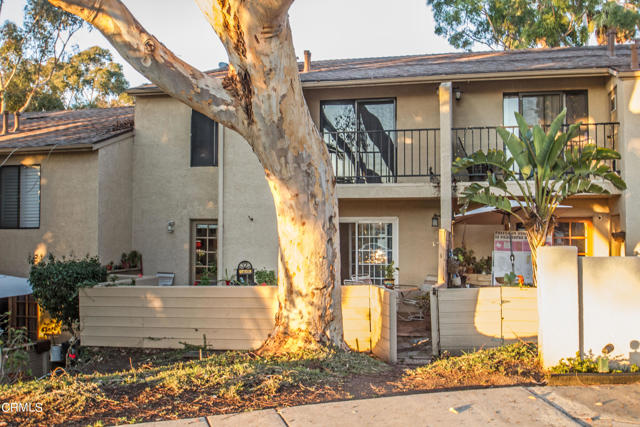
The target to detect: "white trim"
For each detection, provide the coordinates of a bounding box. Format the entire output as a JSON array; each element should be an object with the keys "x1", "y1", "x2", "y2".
[
  {"x1": 217, "y1": 125, "x2": 225, "y2": 282},
  {"x1": 340, "y1": 216, "x2": 400, "y2": 281}
]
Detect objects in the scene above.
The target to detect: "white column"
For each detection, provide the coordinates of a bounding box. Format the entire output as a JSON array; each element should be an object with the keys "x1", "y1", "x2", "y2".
[
  {"x1": 536, "y1": 246, "x2": 580, "y2": 368},
  {"x1": 616, "y1": 77, "x2": 640, "y2": 255},
  {"x1": 439, "y1": 82, "x2": 453, "y2": 232}
]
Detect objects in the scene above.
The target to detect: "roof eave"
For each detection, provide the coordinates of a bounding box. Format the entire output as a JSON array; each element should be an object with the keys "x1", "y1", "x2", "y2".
[{"x1": 129, "y1": 67, "x2": 614, "y2": 96}]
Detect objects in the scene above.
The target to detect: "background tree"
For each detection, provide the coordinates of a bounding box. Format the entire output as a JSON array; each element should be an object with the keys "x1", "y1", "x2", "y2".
[
  {"x1": 0, "y1": 0, "x2": 82, "y2": 123},
  {"x1": 54, "y1": 46, "x2": 129, "y2": 108},
  {"x1": 427, "y1": 0, "x2": 639, "y2": 51},
  {"x1": 49, "y1": 0, "x2": 344, "y2": 353},
  {"x1": 453, "y1": 109, "x2": 626, "y2": 285}
]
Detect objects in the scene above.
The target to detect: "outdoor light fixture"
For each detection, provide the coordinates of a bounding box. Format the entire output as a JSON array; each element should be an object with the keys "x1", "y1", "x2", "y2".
[
  {"x1": 432, "y1": 213, "x2": 440, "y2": 228},
  {"x1": 454, "y1": 89, "x2": 463, "y2": 101},
  {"x1": 167, "y1": 220, "x2": 175, "y2": 233}
]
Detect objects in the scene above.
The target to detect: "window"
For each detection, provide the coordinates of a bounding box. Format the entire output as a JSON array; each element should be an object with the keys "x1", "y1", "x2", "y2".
[
  {"x1": 339, "y1": 219, "x2": 397, "y2": 285},
  {"x1": 9, "y1": 295, "x2": 40, "y2": 341},
  {"x1": 320, "y1": 99, "x2": 396, "y2": 182},
  {"x1": 503, "y1": 91, "x2": 588, "y2": 126},
  {"x1": 553, "y1": 219, "x2": 592, "y2": 256},
  {"x1": 192, "y1": 221, "x2": 217, "y2": 284},
  {"x1": 0, "y1": 165, "x2": 40, "y2": 229},
  {"x1": 191, "y1": 110, "x2": 218, "y2": 167}
]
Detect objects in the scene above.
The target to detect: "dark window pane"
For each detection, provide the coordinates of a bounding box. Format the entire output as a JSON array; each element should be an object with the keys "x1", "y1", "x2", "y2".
[
  {"x1": 554, "y1": 222, "x2": 570, "y2": 238},
  {"x1": 0, "y1": 166, "x2": 19, "y2": 228},
  {"x1": 566, "y1": 92, "x2": 588, "y2": 124},
  {"x1": 571, "y1": 222, "x2": 585, "y2": 236},
  {"x1": 191, "y1": 110, "x2": 218, "y2": 167}
]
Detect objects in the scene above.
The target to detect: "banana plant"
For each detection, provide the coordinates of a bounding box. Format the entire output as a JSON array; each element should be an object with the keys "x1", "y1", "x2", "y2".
[{"x1": 453, "y1": 109, "x2": 626, "y2": 285}]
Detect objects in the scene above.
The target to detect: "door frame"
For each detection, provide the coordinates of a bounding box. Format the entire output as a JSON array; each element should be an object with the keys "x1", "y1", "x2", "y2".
[{"x1": 339, "y1": 216, "x2": 400, "y2": 282}]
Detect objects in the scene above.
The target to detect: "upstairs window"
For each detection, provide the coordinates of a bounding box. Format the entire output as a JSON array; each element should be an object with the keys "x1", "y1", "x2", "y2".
[
  {"x1": 0, "y1": 165, "x2": 40, "y2": 229},
  {"x1": 503, "y1": 91, "x2": 588, "y2": 127},
  {"x1": 191, "y1": 110, "x2": 218, "y2": 167}
]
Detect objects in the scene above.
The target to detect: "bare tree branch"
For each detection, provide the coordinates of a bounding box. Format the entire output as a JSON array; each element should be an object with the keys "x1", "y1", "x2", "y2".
[{"x1": 48, "y1": 0, "x2": 248, "y2": 132}]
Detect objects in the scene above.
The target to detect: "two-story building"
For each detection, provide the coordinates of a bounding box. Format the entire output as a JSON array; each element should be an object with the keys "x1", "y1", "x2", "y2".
[{"x1": 2, "y1": 44, "x2": 639, "y2": 288}]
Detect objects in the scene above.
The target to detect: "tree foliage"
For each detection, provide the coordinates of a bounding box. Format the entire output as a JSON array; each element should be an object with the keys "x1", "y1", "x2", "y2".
[
  {"x1": 453, "y1": 109, "x2": 626, "y2": 284},
  {"x1": 427, "y1": 0, "x2": 640, "y2": 50},
  {"x1": 29, "y1": 254, "x2": 107, "y2": 334},
  {"x1": 0, "y1": 0, "x2": 83, "y2": 115}
]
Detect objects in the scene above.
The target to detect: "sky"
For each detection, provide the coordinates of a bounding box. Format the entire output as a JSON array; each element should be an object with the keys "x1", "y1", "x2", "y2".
[{"x1": 1, "y1": 0, "x2": 458, "y2": 88}]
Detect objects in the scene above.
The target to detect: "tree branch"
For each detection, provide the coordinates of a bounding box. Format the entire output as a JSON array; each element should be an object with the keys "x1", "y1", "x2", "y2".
[{"x1": 48, "y1": 0, "x2": 248, "y2": 132}]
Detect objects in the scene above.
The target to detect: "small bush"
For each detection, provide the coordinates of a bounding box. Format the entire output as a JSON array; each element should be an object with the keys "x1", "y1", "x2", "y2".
[
  {"x1": 255, "y1": 269, "x2": 276, "y2": 286},
  {"x1": 29, "y1": 254, "x2": 107, "y2": 334}
]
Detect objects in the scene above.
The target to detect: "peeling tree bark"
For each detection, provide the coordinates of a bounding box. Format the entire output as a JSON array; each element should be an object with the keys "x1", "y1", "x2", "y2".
[{"x1": 49, "y1": 0, "x2": 343, "y2": 351}]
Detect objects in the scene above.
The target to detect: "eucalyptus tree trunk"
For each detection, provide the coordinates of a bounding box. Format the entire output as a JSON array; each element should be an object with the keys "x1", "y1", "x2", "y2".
[{"x1": 49, "y1": 0, "x2": 343, "y2": 352}]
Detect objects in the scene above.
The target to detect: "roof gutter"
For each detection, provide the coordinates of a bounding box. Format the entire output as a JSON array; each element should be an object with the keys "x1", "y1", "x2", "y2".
[
  {"x1": 0, "y1": 131, "x2": 134, "y2": 155},
  {"x1": 301, "y1": 68, "x2": 611, "y2": 89},
  {"x1": 129, "y1": 68, "x2": 612, "y2": 96}
]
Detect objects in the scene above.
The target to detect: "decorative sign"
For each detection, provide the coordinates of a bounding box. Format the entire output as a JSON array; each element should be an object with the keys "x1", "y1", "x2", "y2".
[
  {"x1": 491, "y1": 231, "x2": 533, "y2": 286},
  {"x1": 236, "y1": 261, "x2": 254, "y2": 284}
]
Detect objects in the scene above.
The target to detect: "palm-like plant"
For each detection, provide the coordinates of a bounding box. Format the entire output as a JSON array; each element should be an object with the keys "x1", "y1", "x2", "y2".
[{"x1": 453, "y1": 109, "x2": 626, "y2": 285}]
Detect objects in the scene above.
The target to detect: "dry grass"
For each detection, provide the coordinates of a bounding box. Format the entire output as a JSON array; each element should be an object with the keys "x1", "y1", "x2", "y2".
[{"x1": 0, "y1": 343, "x2": 544, "y2": 426}]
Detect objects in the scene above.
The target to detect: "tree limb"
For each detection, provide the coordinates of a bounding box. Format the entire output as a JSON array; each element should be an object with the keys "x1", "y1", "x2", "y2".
[{"x1": 48, "y1": 0, "x2": 248, "y2": 132}]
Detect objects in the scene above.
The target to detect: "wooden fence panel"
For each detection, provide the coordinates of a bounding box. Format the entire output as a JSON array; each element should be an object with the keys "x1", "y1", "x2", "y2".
[
  {"x1": 80, "y1": 284, "x2": 397, "y2": 362},
  {"x1": 433, "y1": 287, "x2": 537, "y2": 353}
]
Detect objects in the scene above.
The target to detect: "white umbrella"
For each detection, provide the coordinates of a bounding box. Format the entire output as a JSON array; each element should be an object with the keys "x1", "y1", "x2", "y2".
[{"x1": 454, "y1": 200, "x2": 571, "y2": 225}]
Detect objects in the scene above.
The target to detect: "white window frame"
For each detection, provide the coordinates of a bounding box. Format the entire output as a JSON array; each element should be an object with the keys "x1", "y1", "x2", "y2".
[{"x1": 339, "y1": 216, "x2": 399, "y2": 283}]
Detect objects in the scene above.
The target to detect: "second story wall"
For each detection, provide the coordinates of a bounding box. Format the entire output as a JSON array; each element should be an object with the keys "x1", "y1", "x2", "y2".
[
  {"x1": 132, "y1": 97, "x2": 219, "y2": 285},
  {"x1": 452, "y1": 76, "x2": 611, "y2": 128}
]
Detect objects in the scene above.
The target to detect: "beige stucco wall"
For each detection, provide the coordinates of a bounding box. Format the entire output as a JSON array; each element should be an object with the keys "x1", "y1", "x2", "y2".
[
  {"x1": 452, "y1": 77, "x2": 610, "y2": 127},
  {"x1": 131, "y1": 96, "x2": 219, "y2": 285},
  {"x1": 339, "y1": 199, "x2": 439, "y2": 285},
  {"x1": 0, "y1": 151, "x2": 98, "y2": 277},
  {"x1": 615, "y1": 76, "x2": 640, "y2": 255},
  {"x1": 97, "y1": 136, "x2": 134, "y2": 264},
  {"x1": 221, "y1": 128, "x2": 278, "y2": 276}
]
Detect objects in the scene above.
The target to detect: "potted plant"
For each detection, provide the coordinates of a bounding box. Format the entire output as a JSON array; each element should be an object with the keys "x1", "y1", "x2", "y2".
[{"x1": 383, "y1": 262, "x2": 398, "y2": 289}]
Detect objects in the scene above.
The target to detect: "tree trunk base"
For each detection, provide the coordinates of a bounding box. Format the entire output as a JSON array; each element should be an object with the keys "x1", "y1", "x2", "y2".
[{"x1": 257, "y1": 328, "x2": 347, "y2": 356}]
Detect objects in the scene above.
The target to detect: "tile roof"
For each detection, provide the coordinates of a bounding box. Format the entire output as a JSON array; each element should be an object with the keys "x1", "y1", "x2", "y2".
[
  {"x1": 0, "y1": 107, "x2": 134, "y2": 150},
  {"x1": 130, "y1": 45, "x2": 634, "y2": 93}
]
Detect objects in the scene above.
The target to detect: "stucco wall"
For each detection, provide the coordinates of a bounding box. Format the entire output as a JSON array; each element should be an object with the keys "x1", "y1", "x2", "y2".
[
  {"x1": 616, "y1": 77, "x2": 640, "y2": 255},
  {"x1": 338, "y1": 199, "x2": 439, "y2": 285},
  {"x1": 537, "y1": 247, "x2": 640, "y2": 367},
  {"x1": 132, "y1": 97, "x2": 219, "y2": 285},
  {"x1": 221, "y1": 128, "x2": 278, "y2": 276},
  {"x1": 97, "y1": 136, "x2": 134, "y2": 264},
  {"x1": 452, "y1": 77, "x2": 610, "y2": 127},
  {"x1": 0, "y1": 151, "x2": 98, "y2": 277}
]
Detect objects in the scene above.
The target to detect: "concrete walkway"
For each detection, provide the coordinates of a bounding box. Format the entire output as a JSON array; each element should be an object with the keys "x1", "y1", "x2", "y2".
[{"x1": 135, "y1": 384, "x2": 640, "y2": 426}]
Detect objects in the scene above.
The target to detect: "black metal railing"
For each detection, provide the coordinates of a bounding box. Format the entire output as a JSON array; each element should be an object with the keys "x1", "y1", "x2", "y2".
[
  {"x1": 323, "y1": 128, "x2": 440, "y2": 184},
  {"x1": 452, "y1": 122, "x2": 620, "y2": 181}
]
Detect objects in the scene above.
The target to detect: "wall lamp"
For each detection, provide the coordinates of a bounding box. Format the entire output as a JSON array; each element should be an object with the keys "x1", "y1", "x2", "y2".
[
  {"x1": 167, "y1": 220, "x2": 175, "y2": 233},
  {"x1": 454, "y1": 89, "x2": 463, "y2": 101},
  {"x1": 431, "y1": 213, "x2": 440, "y2": 228}
]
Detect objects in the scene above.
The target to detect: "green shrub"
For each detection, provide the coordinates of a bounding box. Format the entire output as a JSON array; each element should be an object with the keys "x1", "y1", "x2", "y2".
[
  {"x1": 29, "y1": 254, "x2": 107, "y2": 334},
  {"x1": 255, "y1": 269, "x2": 276, "y2": 286}
]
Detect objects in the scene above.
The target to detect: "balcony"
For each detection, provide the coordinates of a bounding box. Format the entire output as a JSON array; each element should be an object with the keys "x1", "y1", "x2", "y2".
[
  {"x1": 323, "y1": 122, "x2": 620, "y2": 185},
  {"x1": 452, "y1": 122, "x2": 620, "y2": 181},
  {"x1": 323, "y1": 128, "x2": 440, "y2": 184}
]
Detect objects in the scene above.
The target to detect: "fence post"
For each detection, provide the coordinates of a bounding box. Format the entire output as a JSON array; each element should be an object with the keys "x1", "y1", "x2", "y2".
[
  {"x1": 537, "y1": 246, "x2": 580, "y2": 368},
  {"x1": 437, "y1": 228, "x2": 450, "y2": 286},
  {"x1": 430, "y1": 285, "x2": 441, "y2": 356}
]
